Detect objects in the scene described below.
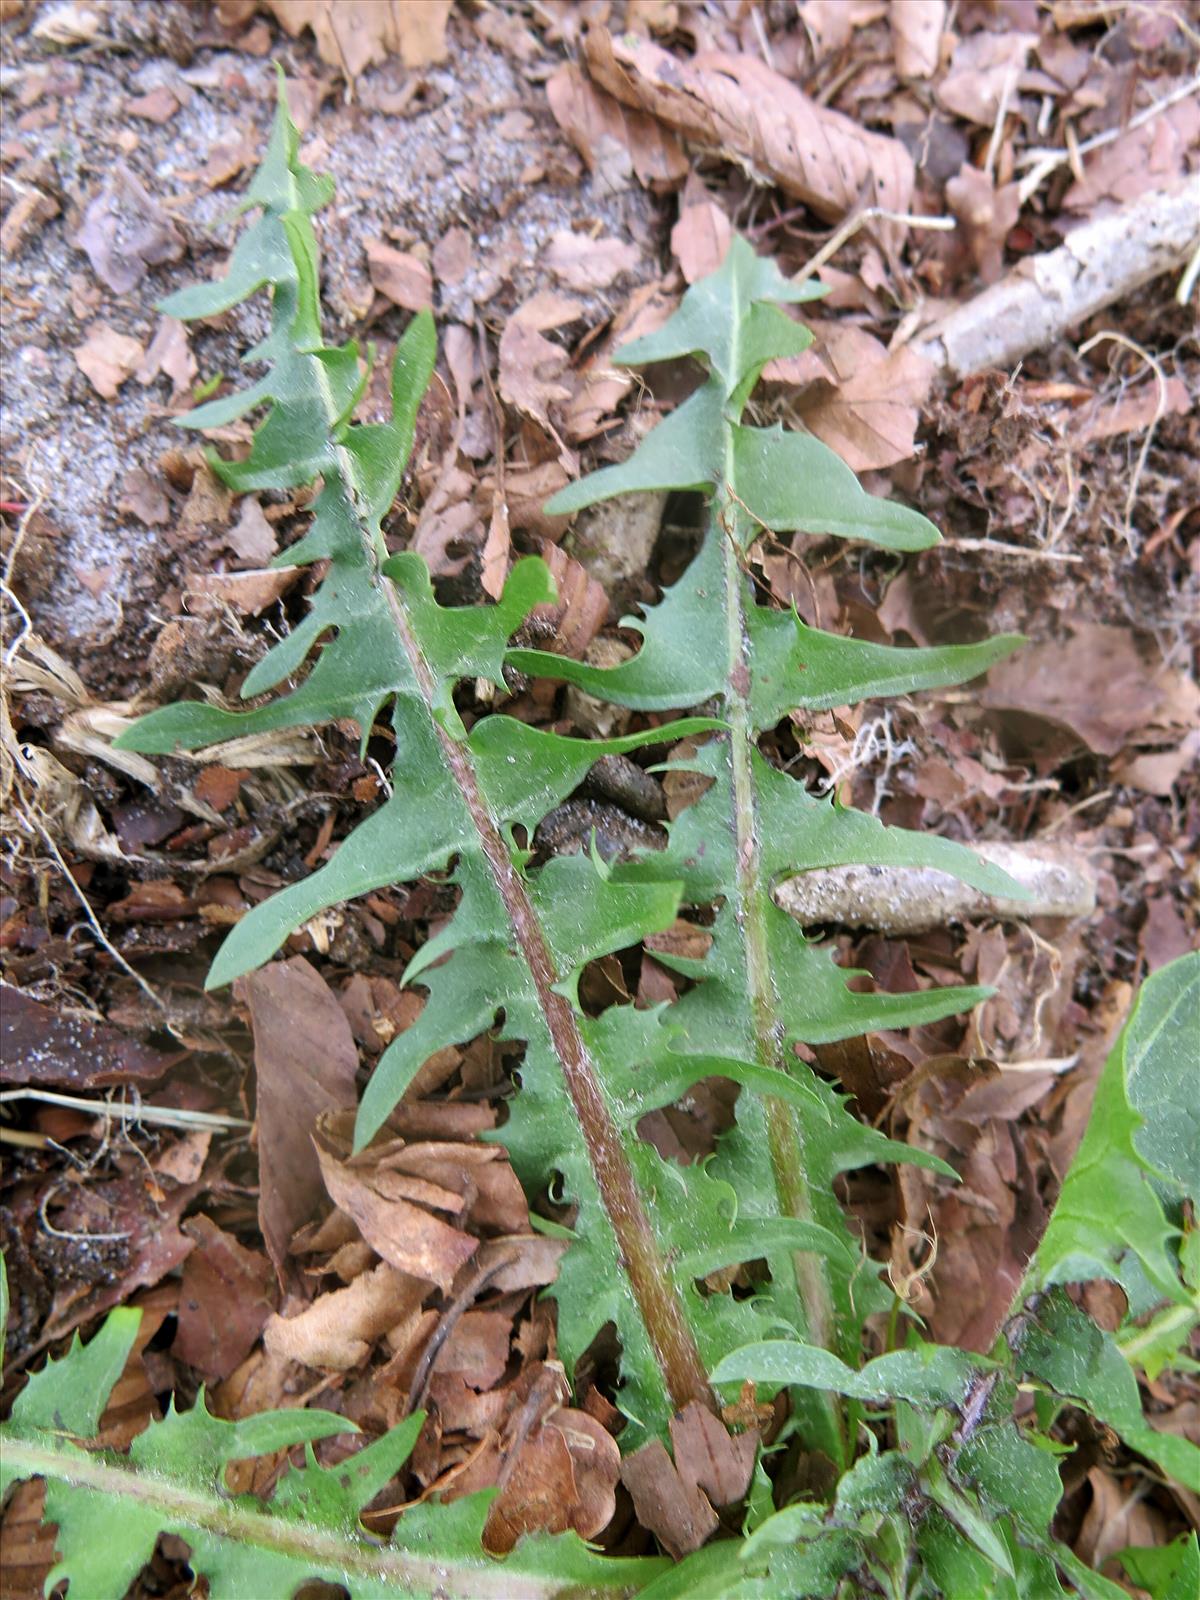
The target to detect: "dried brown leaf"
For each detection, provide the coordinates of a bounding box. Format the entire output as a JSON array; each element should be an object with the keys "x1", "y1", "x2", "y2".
[
  {"x1": 263, "y1": 1262, "x2": 427, "y2": 1369},
  {"x1": 73, "y1": 322, "x2": 144, "y2": 400},
  {"x1": 366, "y1": 239, "x2": 434, "y2": 313},
  {"x1": 184, "y1": 565, "x2": 302, "y2": 617},
  {"x1": 266, "y1": 0, "x2": 450, "y2": 76},
  {"x1": 226, "y1": 496, "x2": 278, "y2": 567},
  {"x1": 317, "y1": 1145, "x2": 479, "y2": 1291},
  {"x1": 671, "y1": 175, "x2": 732, "y2": 284},
  {"x1": 484, "y1": 1407, "x2": 620, "y2": 1554},
  {"x1": 532, "y1": 542, "x2": 609, "y2": 659},
  {"x1": 769, "y1": 320, "x2": 934, "y2": 471},
  {"x1": 621, "y1": 1438, "x2": 718, "y2": 1558},
  {"x1": 584, "y1": 28, "x2": 914, "y2": 222},
  {"x1": 498, "y1": 290, "x2": 581, "y2": 430},
  {"x1": 945, "y1": 163, "x2": 1020, "y2": 285},
  {"x1": 239, "y1": 958, "x2": 360, "y2": 1279},
  {"x1": 935, "y1": 30, "x2": 1036, "y2": 127},
  {"x1": 890, "y1": 0, "x2": 945, "y2": 80},
  {"x1": 545, "y1": 61, "x2": 688, "y2": 194},
  {"x1": 983, "y1": 624, "x2": 1200, "y2": 758},
  {"x1": 173, "y1": 1215, "x2": 276, "y2": 1381},
  {"x1": 544, "y1": 229, "x2": 641, "y2": 292},
  {"x1": 0, "y1": 984, "x2": 178, "y2": 1091},
  {"x1": 1064, "y1": 98, "x2": 1200, "y2": 209},
  {"x1": 74, "y1": 162, "x2": 184, "y2": 294},
  {"x1": 136, "y1": 314, "x2": 197, "y2": 395}
]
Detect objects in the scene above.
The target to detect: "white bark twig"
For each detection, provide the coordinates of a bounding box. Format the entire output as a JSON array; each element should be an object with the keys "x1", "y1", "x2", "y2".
[{"x1": 914, "y1": 180, "x2": 1200, "y2": 381}]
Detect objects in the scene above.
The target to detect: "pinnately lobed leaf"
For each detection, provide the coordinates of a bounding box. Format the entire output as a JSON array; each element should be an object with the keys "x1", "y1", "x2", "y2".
[
  {"x1": 114, "y1": 81, "x2": 1021, "y2": 1461},
  {"x1": 0, "y1": 1306, "x2": 664, "y2": 1599},
  {"x1": 0, "y1": 75, "x2": 1158, "y2": 1599}
]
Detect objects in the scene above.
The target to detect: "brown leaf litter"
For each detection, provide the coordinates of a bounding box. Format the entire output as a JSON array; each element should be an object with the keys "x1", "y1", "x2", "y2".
[
  {"x1": 238, "y1": 957, "x2": 359, "y2": 1279},
  {"x1": 73, "y1": 161, "x2": 184, "y2": 295},
  {"x1": 582, "y1": 25, "x2": 915, "y2": 223}
]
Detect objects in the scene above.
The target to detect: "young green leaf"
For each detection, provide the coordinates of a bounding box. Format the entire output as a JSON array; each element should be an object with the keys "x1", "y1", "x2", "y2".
[{"x1": 1031, "y1": 951, "x2": 1200, "y2": 1305}]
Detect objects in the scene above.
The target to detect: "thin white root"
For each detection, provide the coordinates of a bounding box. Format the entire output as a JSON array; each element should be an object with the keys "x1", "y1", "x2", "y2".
[
  {"x1": 915, "y1": 179, "x2": 1200, "y2": 381},
  {"x1": 776, "y1": 841, "x2": 1096, "y2": 936}
]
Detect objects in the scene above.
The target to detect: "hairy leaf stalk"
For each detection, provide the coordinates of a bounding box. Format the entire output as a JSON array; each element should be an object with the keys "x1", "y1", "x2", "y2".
[
  {"x1": 383, "y1": 529, "x2": 713, "y2": 1419},
  {"x1": 719, "y1": 506, "x2": 834, "y2": 1356}
]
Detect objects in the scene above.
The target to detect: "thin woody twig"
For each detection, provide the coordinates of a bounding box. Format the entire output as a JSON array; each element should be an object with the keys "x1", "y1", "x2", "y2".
[
  {"x1": 1078, "y1": 330, "x2": 1170, "y2": 552},
  {"x1": 0, "y1": 1088, "x2": 251, "y2": 1130}
]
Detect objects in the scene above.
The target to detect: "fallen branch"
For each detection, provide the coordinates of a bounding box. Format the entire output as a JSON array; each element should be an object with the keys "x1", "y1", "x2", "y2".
[{"x1": 914, "y1": 180, "x2": 1200, "y2": 381}]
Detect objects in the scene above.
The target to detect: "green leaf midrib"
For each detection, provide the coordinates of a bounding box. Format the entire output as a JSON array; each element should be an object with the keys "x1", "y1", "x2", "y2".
[{"x1": 716, "y1": 262, "x2": 841, "y2": 1456}]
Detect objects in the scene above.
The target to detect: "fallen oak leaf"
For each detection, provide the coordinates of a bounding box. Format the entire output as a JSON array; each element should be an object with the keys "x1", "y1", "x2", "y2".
[
  {"x1": 671, "y1": 173, "x2": 733, "y2": 284},
  {"x1": 265, "y1": 0, "x2": 451, "y2": 75},
  {"x1": 238, "y1": 957, "x2": 359, "y2": 1280},
  {"x1": 934, "y1": 29, "x2": 1037, "y2": 127},
  {"x1": 766, "y1": 319, "x2": 934, "y2": 472},
  {"x1": 263, "y1": 1261, "x2": 428, "y2": 1370},
  {"x1": 546, "y1": 61, "x2": 688, "y2": 195},
  {"x1": 483, "y1": 1405, "x2": 621, "y2": 1554},
  {"x1": 891, "y1": 0, "x2": 946, "y2": 80},
  {"x1": 184, "y1": 565, "x2": 302, "y2": 617},
  {"x1": 136, "y1": 314, "x2": 197, "y2": 395},
  {"x1": 316, "y1": 1144, "x2": 479, "y2": 1292}
]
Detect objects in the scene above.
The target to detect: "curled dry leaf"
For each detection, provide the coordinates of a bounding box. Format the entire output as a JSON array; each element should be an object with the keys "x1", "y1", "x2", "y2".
[
  {"x1": 136, "y1": 315, "x2": 197, "y2": 396},
  {"x1": 671, "y1": 173, "x2": 733, "y2": 284},
  {"x1": 0, "y1": 983, "x2": 177, "y2": 1091},
  {"x1": 263, "y1": 1262, "x2": 427, "y2": 1370},
  {"x1": 73, "y1": 322, "x2": 145, "y2": 400},
  {"x1": 545, "y1": 62, "x2": 688, "y2": 195},
  {"x1": 620, "y1": 1401, "x2": 756, "y2": 1558},
  {"x1": 982, "y1": 624, "x2": 1200, "y2": 759},
  {"x1": 945, "y1": 163, "x2": 1021, "y2": 285},
  {"x1": 74, "y1": 162, "x2": 184, "y2": 295},
  {"x1": 583, "y1": 27, "x2": 915, "y2": 223},
  {"x1": 1063, "y1": 97, "x2": 1200, "y2": 210},
  {"x1": 265, "y1": 0, "x2": 451, "y2": 76},
  {"x1": 890, "y1": 0, "x2": 945, "y2": 79},
  {"x1": 801, "y1": 0, "x2": 886, "y2": 61},
  {"x1": 184, "y1": 566, "x2": 302, "y2": 618},
  {"x1": 365, "y1": 239, "x2": 433, "y2": 313},
  {"x1": 483, "y1": 1406, "x2": 621, "y2": 1554},
  {"x1": 531, "y1": 542, "x2": 609, "y2": 660},
  {"x1": 225, "y1": 496, "x2": 278, "y2": 567},
  {"x1": 316, "y1": 1145, "x2": 479, "y2": 1292},
  {"x1": 172, "y1": 1215, "x2": 276, "y2": 1382}
]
